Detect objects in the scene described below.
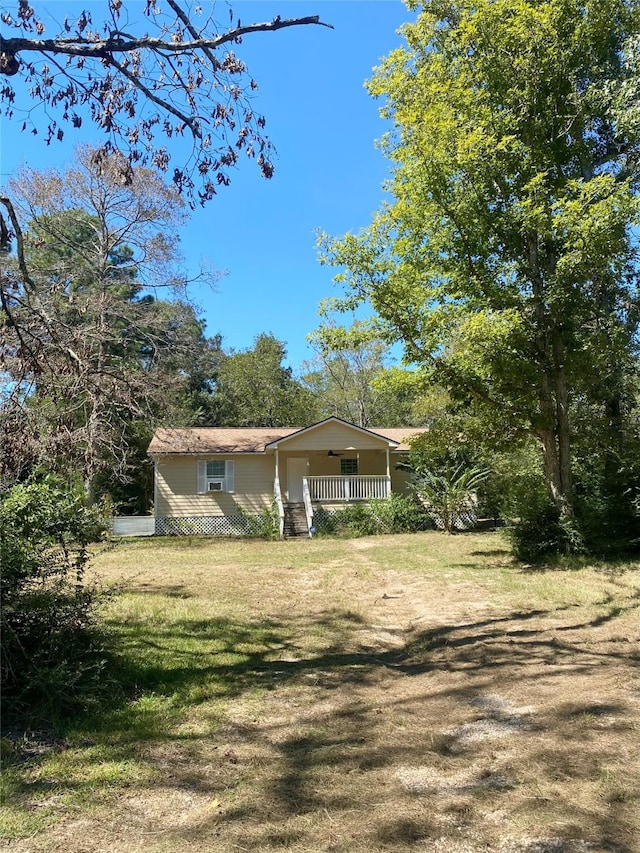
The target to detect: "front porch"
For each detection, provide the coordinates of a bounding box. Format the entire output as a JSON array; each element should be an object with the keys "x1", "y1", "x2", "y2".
[
  {"x1": 266, "y1": 419, "x2": 418, "y2": 538},
  {"x1": 280, "y1": 475, "x2": 392, "y2": 538}
]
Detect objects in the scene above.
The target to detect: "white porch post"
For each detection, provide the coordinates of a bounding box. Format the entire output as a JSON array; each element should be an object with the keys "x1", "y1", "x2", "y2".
[
  {"x1": 153, "y1": 458, "x2": 158, "y2": 519},
  {"x1": 274, "y1": 448, "x2": 285, "y2": 538},
  {"x1": 386, "y1": 448, "x2": 391, "y2": 497}
]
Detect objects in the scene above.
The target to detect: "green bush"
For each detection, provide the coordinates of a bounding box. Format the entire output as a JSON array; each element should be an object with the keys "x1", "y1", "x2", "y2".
[
  {"x1": 571, "y1": 453, "x2": 640, "y2": 557},
  {"x1": 1, "y1": 481, "x2": 111, "y2": 726},
  {"x1": 366, "y1": 494, "x2": 432, "y2": 533},
  {"x1": 413, "y1": 464, "x2": 490, "y2": 533},
  {"x1": 314, "y1": 495, "x2": 431, "y2": 538},
  {"x1": 238, "y1": 501, "x2": 280, "y2": 540},
  {"x1": 506, "y1": 494, "x2": 585, "y2": 563}
]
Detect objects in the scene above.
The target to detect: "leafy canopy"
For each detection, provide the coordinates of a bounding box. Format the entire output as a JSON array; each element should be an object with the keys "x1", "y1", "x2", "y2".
[{"x1": 320, "y1": 0, "x2": 640, "y2": 525}]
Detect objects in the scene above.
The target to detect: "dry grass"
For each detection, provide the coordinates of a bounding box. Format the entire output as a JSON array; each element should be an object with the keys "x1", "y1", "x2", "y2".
[{"x1": 2, "y1": 531, "x2": 639, "y2": 853}]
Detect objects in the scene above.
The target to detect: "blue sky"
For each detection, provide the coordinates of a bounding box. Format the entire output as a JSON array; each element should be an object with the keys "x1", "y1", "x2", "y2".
[{"x1": 0, "y1": 1, "x2": 413, "y2": 371}]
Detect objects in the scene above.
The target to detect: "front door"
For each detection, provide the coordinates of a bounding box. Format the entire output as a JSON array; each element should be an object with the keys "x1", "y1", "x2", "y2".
[{"x1": 286, "y1": 457, "x2": 307, "y2": 502}]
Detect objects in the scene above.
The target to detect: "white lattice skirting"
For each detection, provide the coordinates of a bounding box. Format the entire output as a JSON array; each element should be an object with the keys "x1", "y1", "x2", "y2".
[{"x1": 156, "y1": 516, "x2": 254, "y2": 536}]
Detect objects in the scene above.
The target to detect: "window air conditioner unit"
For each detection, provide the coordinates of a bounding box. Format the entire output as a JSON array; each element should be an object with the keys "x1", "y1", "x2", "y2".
[{"x1": 208, "y1": 480, "x2": 224, "y2": 492}]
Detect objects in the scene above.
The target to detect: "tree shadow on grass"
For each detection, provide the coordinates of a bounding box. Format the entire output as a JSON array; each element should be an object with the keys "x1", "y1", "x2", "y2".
[
  {"x1": 65, "y1": 590, "x2": 637, "y2": 745},
  {"x1": 4, "y1": 592, "x2": 639, "y2": 853}
]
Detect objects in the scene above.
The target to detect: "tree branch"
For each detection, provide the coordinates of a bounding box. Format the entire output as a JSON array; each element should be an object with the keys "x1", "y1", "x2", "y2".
[
  {"x1": 0, "y1": 17, "x2": 333, "y2": 73},
  {"x1": 0, "y1": 195, "x2": 83, "y2": 370},
  {"x1": 166, "y1": 0, "x2": 222, "y2": 72},
  {"x1": 0, "y1": 196, "x2": 36, "y2": 292},
  {"x1": 105, "y1": 53, "x2": 201, "y2": 138}
]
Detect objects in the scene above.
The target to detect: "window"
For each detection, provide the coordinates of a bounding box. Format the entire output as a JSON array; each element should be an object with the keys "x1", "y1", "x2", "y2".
[
  {"x1": 207, "y1": 461, "x2": 225, "y2": 479},
  {"x1": 206, "y1": 460, "x2": 225, "y2": 491},
  {"x1": 340, "y1": 458, "x2": 358, "y2": 476},
  {"x1": 197, "y1": 460, "x2": 235, "y2": 493}
]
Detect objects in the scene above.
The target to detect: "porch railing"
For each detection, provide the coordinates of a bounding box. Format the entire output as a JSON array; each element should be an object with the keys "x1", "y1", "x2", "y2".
[{"x1": 305, "y1": 475, "x2": 391, "y2": 502}]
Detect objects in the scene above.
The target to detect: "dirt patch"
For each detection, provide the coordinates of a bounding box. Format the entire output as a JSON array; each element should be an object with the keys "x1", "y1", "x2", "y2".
[{"x1": 395, "y1": 765, "x2": 512, "y2": 794}]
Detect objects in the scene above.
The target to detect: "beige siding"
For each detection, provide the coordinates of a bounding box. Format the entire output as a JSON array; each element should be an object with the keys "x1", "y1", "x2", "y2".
[
  {"x1": 390, "y1": 460, "x2": 414, "y2": 496},
  {"x1": 278, "y1": 422, "x2": 390, "y2": 452},
  {"x1": 155, "y1": 446, "x2": 414, "y2": 518},
  {"x1": 156, "y1": 455, "x2": 274, "y2": 517}
]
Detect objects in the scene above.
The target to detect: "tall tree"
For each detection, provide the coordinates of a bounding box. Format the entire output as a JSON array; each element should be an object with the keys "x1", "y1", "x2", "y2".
[
  {"x1": 302, "y1": 312, "x2": 423, "y2": 426},
  {"x1": 1, "y1": 147, "x2": 218, "y2": 501},
  {"x1": 320, "y1": 0, "x2": 640, "y2": 529},
  {"x1": 216, "y1": 334, "x2": 319, "y2": 427}
]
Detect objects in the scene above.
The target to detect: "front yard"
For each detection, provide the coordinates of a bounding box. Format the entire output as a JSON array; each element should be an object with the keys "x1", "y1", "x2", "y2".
[{"x1": 2, "y1": 531, "x2": 639, "y2": 852}]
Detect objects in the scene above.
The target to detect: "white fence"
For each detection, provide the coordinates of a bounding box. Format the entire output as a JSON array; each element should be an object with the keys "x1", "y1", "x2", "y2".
[
  {"x1": 305, "y1": 476, "x2": 390, "y2": 502},
  {"x1": 111, "y1": 516, "x2": 155, "y2": 537}
]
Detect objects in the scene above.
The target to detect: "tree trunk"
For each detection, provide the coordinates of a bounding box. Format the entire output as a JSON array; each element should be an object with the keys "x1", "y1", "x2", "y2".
[
  {"x1": 529, "y1": 232, "x2": 574, "y2": 520},
  {"x1": 537, "y1": 364, "x2": 574, "y2": 520},
  {"x1": 84, "y1": 399, "x2": 101, "y2": 505},
  {"x1": 552, "y1": 329, "x2": 573, "y2": 517}
]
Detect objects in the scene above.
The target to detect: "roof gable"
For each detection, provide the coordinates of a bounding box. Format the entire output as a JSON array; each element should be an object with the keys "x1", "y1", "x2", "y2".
[
  {"x1": 148, "y1": 418, "x2": 426, "y2": 455},
  {"x1": 265, "y1": 417, "x2": 400, "y2": 450}
]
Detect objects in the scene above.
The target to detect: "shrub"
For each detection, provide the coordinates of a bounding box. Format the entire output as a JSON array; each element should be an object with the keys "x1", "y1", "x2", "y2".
[
  {"x1": 414, "y1": 465, "x2": 490, "y2": 533},
  {"x1": 571, "y1": 453, "x2": 640, "y2": 557},
  {"x1": 507, "y1": 497, "x2": 584, "y2": 563},
  {"x1": 1, "y1": 481, "x2": 111, "y2": 726},
  {"x1": 314, "y1": 495, "x2": 431, "y2": 538},
  {"x1": 238, "y1": 501, "x2": 280, "y2": 540},
  {"x1": 334, "y1": 503, "x2": 377, "y2": 537},
  {"x1": 366, "y1": 494, "x2": 432, "y2": 533}
]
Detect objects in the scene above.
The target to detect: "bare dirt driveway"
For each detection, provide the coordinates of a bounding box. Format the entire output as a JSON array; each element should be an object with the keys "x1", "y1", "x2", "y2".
[{"x1": 2, "y1": 532, "x2": 639, "y2": 853}]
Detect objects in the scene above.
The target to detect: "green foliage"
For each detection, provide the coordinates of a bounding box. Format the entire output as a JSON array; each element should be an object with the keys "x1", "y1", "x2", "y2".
[
  {"x1": 314, "y1": 495, "x2": 431, "y2": 538},
  {"x1": 303, "y1": 308, "x2": 432, "y2": 428},
  {"x1": 0, "y1": 482, "x2": 112, "y2": 726},
  {"x1": 216, "y1": 334, "x2": 319, "y2": 427},
  {"x1": 320, "y1": 0, "x2": 640, "y2": 549},
  {"x1": 405, "y1": 406, "x2": 523, "y2": 523},
  {"x1": 571, "y1": 443, "x2": 640, "y2": 556},
  {"x1": 487, "y1": 447, "x2": 584, "y2": 559},
  {"x1": 413, "y1": 465, "x2": 491, "y2": 533},
  {"x1": 508, "y1": 500, "x2": 585, "y2": 563},
  {"x1": 366, "y1": 494, "x2": 433, "y2": 534},
  {"x1": 238, "y1": 501, "x2": 281, "y2": 540},
  {"x1": 304, "y1": 315, "x2": 406, "y2": 427},
  {"x1": 407, "y1": 413, "x2": 480, "y2": 474},
  {"x1": 477, "y1": 443, "x2": 543, "y2": 521}
]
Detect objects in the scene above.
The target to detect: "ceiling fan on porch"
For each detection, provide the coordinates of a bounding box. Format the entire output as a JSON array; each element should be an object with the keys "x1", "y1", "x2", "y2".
[{"x1": 326, "y1": 450, "x2": 344, "y2": 457}]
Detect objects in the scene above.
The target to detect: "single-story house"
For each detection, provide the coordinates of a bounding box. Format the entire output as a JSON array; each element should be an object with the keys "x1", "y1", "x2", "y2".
[{"x1": 148, "y1": 416, "x2": 426, "y2": 537}]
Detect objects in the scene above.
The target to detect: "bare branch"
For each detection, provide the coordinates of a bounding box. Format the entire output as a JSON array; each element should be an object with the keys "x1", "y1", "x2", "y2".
[
  {"x1": 166, "y1": 0, "x2": 221, "y2": 72},
  {"x1": 105, "y1": 53, "x2": 201, "y2": 138},
  {"x1": 0, "y1": 196, "x2": 36, "y2": 293},
  {"x1": 1, "y1": 7, "x2": 333, "y2": 202},
  {"x1": 0, "y1": 17, "x2": 333, "y2": 71}
]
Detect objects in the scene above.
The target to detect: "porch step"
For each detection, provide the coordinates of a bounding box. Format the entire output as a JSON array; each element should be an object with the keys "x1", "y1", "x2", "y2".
[{"x1": 283, "y1": 502, "x2": 309, "y2": 538}]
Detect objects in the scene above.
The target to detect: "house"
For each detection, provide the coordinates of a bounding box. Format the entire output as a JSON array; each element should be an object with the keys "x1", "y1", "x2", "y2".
[{"x1": 148, "y1": 417, "x2": 426, "y2": 537}]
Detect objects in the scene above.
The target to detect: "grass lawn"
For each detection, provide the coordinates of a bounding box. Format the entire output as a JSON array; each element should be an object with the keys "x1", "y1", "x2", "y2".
[{"x1": 1, "y1": 531, "x2": 639, "y2": 853}]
